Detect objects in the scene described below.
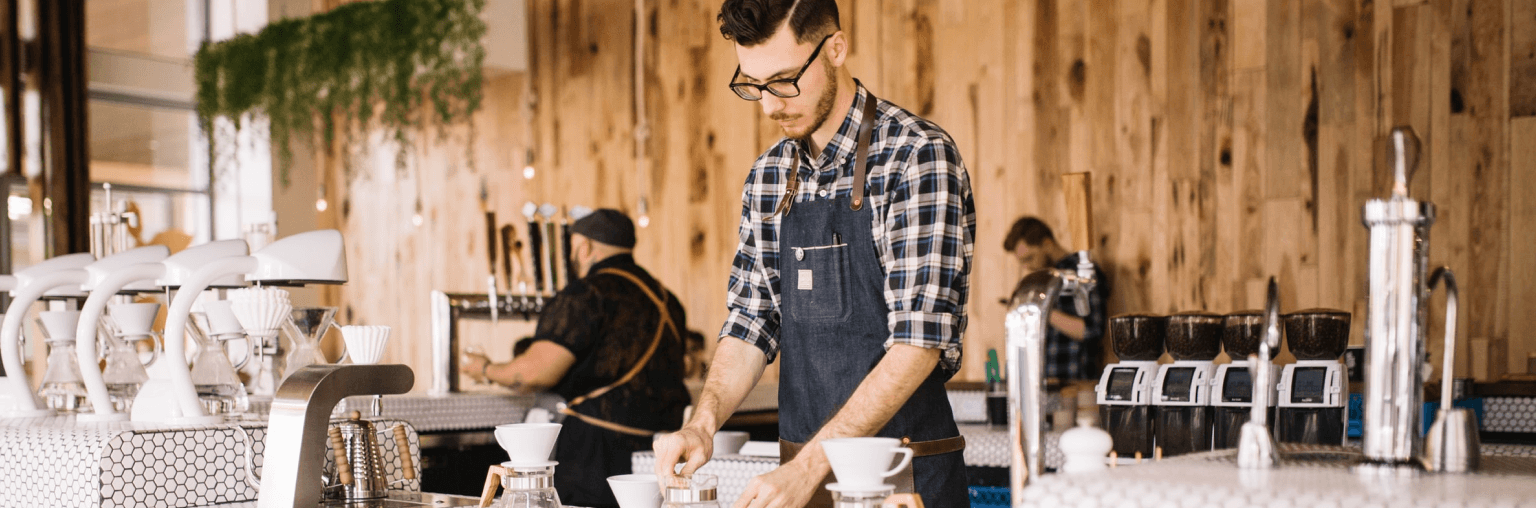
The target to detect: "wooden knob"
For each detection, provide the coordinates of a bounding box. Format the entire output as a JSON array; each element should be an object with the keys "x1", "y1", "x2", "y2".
[
  {"x1": 349, "y1": 410, "x2": 362, "y2": 420},
  {"x1": 393, "y1": 424, "x2": 417, "y2": 480},
  {"x1": 329, "y1": 427, "x2": 353, "y2": 485}
]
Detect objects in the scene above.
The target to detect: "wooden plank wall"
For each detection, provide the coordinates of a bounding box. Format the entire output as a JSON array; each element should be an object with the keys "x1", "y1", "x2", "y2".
[{"x1": 321, "y1": 0, "x2": 1536, "y2": 388}]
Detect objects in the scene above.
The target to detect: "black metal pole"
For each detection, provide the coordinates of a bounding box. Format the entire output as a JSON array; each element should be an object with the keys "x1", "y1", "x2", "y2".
[{"x1": 36, "y1": 0, "x2": 89, "y2": 256}]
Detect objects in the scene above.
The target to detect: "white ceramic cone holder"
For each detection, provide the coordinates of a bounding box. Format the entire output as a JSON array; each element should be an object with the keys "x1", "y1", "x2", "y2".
[{"x1": 495, "y1": 423, "x2": 562, "y2": 468}]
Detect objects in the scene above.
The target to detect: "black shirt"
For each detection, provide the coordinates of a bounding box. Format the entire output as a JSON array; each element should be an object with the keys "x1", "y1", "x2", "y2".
[{"x1": 528, "y1": 254, "x2": 690, "y2": 508}]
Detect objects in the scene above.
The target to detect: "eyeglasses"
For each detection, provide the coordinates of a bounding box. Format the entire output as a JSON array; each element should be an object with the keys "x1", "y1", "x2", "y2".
[{"x1": 728, "y1": 34, "x2": 833, "y2": 101}]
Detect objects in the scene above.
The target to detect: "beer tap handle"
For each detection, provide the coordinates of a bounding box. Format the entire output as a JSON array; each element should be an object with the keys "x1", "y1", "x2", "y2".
[
  {"x1": 1061, "y1": 172, "x2": 1096, "y2": 315},
  {"x1": 1386, "y1": 126, "x2": 1421, "y2": 198}
]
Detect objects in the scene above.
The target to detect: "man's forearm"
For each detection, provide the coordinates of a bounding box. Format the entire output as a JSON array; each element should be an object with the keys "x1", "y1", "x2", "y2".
[
  {"x1": 1050, "y1": 310, "x2": 1087, "y2": 340},
  {"x1": 792, "y1": 345, "x2": 941, "y2": 470},
  {"x1": 686, "y1": 338, "x2": 768, "y2": 433}
]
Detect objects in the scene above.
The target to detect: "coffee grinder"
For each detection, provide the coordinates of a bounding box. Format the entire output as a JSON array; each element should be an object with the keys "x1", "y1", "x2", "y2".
[
  {"x1": 1152, "y1": 312, "x2": 1222, "y2": 456},
  {"x1": 1211, "y1": 311, "x2": 1277, "y2": 449},
  {"x1": 1096, "y1": 314, "x2": 1164, "y2": 458},
  {"x1": 1275, "y1": 308, "x2": 1351, "y2": 445}
]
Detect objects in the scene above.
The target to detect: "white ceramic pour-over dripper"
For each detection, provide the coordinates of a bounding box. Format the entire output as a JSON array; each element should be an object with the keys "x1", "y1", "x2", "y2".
[
  {"x1": 229, "y1": 287, "x2": 293, "y2": 337},
  {"x1": 110, "y1": 303, "x2": 160, "y2": 336},
  {"x1": 339, "y1": 325, "x2": 390, "y2": 365},
  {"x1": 821, "y1": 437, "x2": 912, "y2": 491},
  {"x1": 607, "y1": 474, "x2": 661, "y2": 508},
  {"x1": 39, "y1": 310, "x2": 82, "y2": 341},
  {"x1": 495, "y1": 423, "x2": 561, "y2": 467}
]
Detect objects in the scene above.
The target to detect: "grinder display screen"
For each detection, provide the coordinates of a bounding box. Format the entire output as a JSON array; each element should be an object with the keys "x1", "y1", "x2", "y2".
[
  {"x1": 1291, "y1": 367, "x2": 1328, "y2": 404},
  {"x1": 1106, "y1": 368, "x2": 1139, "y2": 401},
  {"x1": 1162, "y1": 368, "x2": 1195, "y2": 402},
  {"x1": 1222, "y1": 368, "x2": 1252, "y2": 403}
]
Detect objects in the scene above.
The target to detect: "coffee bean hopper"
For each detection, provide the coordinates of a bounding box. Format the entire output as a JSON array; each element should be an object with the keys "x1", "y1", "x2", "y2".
[
  {"x1": 1151, "y1": 312, "x2": 1222, "y2": 456},
  {"x1": 1210, "y1": 310, "x2": 1277, "y2": 449},
  {"x1": 1095, "y1": 314, "x2": 1164, "y2": 458},
  {"x1": 1275, "y1": 309, "x2": 1351, "y2": 445}
]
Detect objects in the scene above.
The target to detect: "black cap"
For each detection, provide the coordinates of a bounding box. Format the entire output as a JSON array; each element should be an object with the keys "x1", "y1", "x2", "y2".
[{"x1": 570, "y1": 208, "x2": 636, "y2": 248}]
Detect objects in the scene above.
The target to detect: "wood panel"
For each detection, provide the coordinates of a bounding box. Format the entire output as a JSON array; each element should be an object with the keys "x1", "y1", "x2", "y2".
[{"x1": 316, "y1": 0, "x2": 1536, "y2": 386}]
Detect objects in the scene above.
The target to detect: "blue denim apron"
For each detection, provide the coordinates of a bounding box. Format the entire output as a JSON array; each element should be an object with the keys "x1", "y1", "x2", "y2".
[{"x1": 775, "y1": 94, "x2": 967, "y2": 508}]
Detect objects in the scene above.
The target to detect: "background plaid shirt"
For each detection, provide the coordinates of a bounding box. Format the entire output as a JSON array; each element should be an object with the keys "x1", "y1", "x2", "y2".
[
  {"x1": 720, "y1": 82, "x2": 976, "y2": 375},
  {"x1": 1044, "y1": 252, "x2": 1111, "y2": 381}
]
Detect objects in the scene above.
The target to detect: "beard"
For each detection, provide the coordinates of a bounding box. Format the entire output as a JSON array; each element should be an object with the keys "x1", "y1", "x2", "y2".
[{"x1": 774, "y1": 59, "x2": 839, "y2": 140}]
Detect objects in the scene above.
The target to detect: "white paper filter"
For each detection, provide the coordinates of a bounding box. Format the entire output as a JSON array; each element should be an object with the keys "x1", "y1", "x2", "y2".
[{"x1": 340, "y1": 325, "x2": 390, "y2": 365}]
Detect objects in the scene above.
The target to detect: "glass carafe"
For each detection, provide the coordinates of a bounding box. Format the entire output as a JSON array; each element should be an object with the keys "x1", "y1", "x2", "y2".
[
  {"x1": 188, "y1": 313, "x2": 249, "y2": 415},
  {"x1": 494, "y1": 466, "x2": 561, "y2": 508},
  {"x1": 663, "y1": 473, "x2": 720, "y2": 508},
  {"x1": 36, "y1": 312, "x2": 90, "y2": 413},
  {"x1": 99, "y1": 314, "x2": 159, "y2": 413},
  {"x1": 284, "y1": 307, "x2": 336, "y2": 374}
]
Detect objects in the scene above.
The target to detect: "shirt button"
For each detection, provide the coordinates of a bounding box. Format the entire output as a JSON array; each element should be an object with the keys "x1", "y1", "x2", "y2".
[{"x1": 819, "y1": 190, "x2": 829, "y2": 198}]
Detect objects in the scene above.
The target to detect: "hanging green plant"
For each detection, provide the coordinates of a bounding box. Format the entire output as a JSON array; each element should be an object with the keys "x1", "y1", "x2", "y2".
[{"x1": 195, "y1": 0, "x2": 486, "y2": 186}]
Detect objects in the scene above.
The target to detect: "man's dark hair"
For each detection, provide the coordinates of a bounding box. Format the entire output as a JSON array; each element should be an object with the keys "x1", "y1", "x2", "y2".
[
  {"x1": 718, "y1": 0, "x2": 840, "y2": 46},
  {"x1": 1003, "y1": 216, "x2": 1056, "y2": 252}
]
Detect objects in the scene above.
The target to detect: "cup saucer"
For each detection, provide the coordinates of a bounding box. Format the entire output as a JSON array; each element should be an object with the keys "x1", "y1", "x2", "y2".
[
  {"x1": 825, "y1": 483, "x2": 895, "y2": 494},
  {"x1": 501, "y1": 460, "x2": 559, "y2": 469}
]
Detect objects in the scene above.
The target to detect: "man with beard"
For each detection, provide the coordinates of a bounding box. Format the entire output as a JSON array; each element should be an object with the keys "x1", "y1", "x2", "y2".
[{"x1": 652, "y1": 1, "x2": 975, "y2": 507}]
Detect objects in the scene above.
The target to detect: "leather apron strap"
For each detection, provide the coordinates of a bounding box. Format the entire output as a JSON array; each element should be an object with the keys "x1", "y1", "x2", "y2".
[
  {"x1": 774, "y1": 94, "x2": 879, "y2": 217},
  {"x1": 558, "y1": 268, "x2": 678, "y2": 437}
]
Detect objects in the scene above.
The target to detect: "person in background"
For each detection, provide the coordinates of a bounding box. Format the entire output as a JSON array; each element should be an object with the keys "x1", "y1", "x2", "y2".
[
  {"x1": 462, "y1": 209, "x2": 691, "y2": 508},
  {"x1": 653, "y1": 1, "x2": 976, "y2": 507},
  {"x1": 1004, "y1": 216, "x2": 1110, "y2": 381}
]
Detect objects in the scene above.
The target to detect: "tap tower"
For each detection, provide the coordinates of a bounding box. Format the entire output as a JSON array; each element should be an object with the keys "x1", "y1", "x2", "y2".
[{"x1": 1359, "y1": 126, "x2": 1438, "y2": 467}]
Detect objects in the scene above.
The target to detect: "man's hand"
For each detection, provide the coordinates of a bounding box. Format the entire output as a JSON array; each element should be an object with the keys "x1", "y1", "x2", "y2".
[
  {"x1": 653, "y1": 426, "x2": 714, "y2": 482},
  {"x1": 460, "y1": 351, "x2": 491, "y2": 383},
  {"x1": 733, "y1": 460, "x2": 823, "y2": 508}
]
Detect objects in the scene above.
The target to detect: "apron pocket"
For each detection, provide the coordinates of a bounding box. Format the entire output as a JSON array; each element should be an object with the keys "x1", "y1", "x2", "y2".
[{"x1": 786, "y1": 242, "x2": 850, "y2": 322}]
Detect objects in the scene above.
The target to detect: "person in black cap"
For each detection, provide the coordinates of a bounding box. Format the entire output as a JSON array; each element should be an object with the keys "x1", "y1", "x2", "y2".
[{"x1": 462, "y1": 208, "x2": 691, "y2": 508}]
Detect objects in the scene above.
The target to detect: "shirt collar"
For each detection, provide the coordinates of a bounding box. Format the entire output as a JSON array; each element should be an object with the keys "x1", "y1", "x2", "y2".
[
  {"x1": 587, "y1": 253, "x2": 636, "y2": 275},
  {"x1": 798, "y1": 80, "x2": 872, "y2": 173}
]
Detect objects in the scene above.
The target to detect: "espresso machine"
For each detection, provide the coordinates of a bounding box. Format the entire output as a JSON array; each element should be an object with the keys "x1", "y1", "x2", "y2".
[
  {"x1": 1152, "y1": 312, "x2": 1222, "y2": 456},
  {"x1": 1211, "y1": 310, "x2": 1276, "y2": 449},
  {"x1": 1096, "y1": 314, "x2": 1165, "y2": 458},
  {"x1": 1275, "y1": 309, "x2": 1351, "y2": 445}
]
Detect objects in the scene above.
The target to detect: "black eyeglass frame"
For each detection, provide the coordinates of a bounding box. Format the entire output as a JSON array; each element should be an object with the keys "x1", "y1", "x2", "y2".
[{"x1": 728, "y1": 34, "x2": 834, "y2": 101}]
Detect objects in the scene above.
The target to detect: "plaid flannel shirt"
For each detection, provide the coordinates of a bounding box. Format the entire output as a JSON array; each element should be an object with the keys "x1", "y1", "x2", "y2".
[{"x1": 720, "y1": 82, "x2": 975, "y2": 374}]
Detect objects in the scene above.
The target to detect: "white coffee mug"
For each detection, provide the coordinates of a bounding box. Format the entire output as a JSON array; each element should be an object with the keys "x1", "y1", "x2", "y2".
[{"x1": 821, "y1": 437, "x2": 913, "y2": 488}]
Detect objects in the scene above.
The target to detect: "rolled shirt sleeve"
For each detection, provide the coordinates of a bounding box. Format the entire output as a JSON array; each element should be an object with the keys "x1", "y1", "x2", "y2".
[
  {"x1": 878, "y1": 134, "x2": 975, "y2": 374},
  {"x1": 720, "y1": 166, "x2": 784, "y2": 362}
]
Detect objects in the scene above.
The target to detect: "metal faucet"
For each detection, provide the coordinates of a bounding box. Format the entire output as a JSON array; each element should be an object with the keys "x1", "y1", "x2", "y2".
[
  {"x1": 1238, "y1": 278, "x2": 1282, "y2": 468},
  {"x1": 429, "y1": 290, "x2": 544, "y2": 395},
  {"x1": 1005, "y1": 251, "x2": 1095, "y2": 498},
  {"x1": 258, "y1": 364, "x2": 414, "y2": 508},
  {"x1": 1360, "y1": 126, "x2": 1436, "y2": 467}
]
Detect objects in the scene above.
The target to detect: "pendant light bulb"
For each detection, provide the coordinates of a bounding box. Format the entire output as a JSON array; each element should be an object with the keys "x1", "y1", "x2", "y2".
[
  {"x1": 523, "y1": 165, "x2": 536, "y2": 180},
  {"x1": 638, "y1": 215, "x2": 650, "y2": 228},
  {"x1": 315, "y1": 197, "x2": 328, "y2": 212},
  {"x1": 412, "y1": 198, "x2": 425, "y2": 227}
]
